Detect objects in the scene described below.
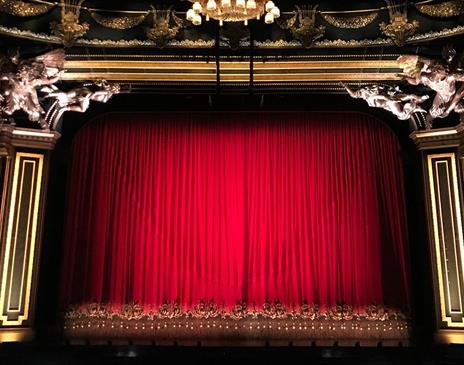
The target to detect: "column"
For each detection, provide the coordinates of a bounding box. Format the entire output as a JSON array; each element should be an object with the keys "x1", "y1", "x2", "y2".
[
  {"x1": 411, "y1": 123, "x2": 464, "y2": 344},
  {"x1": 0, "y1": 125, "x2": 59, "y2": 342}
]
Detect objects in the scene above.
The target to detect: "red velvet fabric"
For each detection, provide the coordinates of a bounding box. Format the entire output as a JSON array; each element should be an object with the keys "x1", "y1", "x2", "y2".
[{"x1": 61, "y1": 112, "x2": 410, "y2": 311}]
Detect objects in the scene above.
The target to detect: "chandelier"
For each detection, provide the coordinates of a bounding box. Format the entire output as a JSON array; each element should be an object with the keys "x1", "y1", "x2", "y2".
[{"x1": 186, "y1": 0, "x2": 280, "y2": 26}]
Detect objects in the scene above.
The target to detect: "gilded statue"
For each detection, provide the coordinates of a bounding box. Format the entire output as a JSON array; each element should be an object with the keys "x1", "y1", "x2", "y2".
[
  {"x1": 397, "y1": 54, "x2": 464, "y2": 121},
  {"x1": 41, "y1": 81, "x2": 120, "y2": 129},
  {"x1": 344, "y1": 83, "x2": 429, "y2": 121},
  {"x1": 0, "y1": 49, "x2": 65, "y2": 128}
]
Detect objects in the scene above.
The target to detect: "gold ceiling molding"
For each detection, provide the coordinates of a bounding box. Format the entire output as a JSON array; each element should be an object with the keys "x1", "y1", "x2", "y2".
[
  {"x1": 61, "y1": 58, "x2": 401, "y2": 83},
  {"x1": 0, "y1": 0, "x2": 54, "y2": 17},
  {"x1": 321, "y1": 11, "x2": 379, "y2": 29},
  {"x1": 1, "y1": 21, "x2": 464, "y2": 49},
  {"x1": 255, "y1": 37, "x2": 393, "y2": 48},
  {"x1": 0, "y1": 25, "x2": 61, "y2": 43},
  {"x1": 74, "y1": 37, "x2": 215, "y2": 48},
  {"x1": 89, "y1": 11, "x2": 149, "y2": 30},
  {"x1": 415, "y1": 0, "x2": 464, "y2": 17}
]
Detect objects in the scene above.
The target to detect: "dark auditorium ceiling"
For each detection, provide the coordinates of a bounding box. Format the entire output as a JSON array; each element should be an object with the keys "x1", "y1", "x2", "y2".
[
  {"x1": 1, "y1": 0, "x2": 464, "y2": 48},
  {"x1": 0, "y1": 0, "x2": 463, "y2": 93}
]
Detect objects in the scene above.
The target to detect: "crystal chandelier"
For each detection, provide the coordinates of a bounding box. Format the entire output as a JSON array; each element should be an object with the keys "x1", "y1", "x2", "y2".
[{"x1": 186, "y1": 0, "x2": 280, "y2": 26}]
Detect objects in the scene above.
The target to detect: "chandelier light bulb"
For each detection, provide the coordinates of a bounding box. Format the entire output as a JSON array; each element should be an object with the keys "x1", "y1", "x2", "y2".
[
  {"x1": 265, "y1": 1, "x2": 275, "y2": 12},
  {"x1": 192, "y1": 1, "x2": 202, "y2": 13},
  {"x1": 186, "y1": 8, "x2": 195, "y2": 21},
  {"x1": 192, "y1": 13, "x2": 202, "y2": 25},
  {"x1": 187, "y1": 0, "x2": 279, "y2": 24},
  {"x1": 264, "y1": 11, "x2": 274, "y2": 24},
  {"x1": 206, "y1": 0, "x2": 217, "y2": 10},
  {"x1": 270, "y1": 6, "x2": 280, "y2": 18},
  {"x1": 246, "y1": 0, "x2": 256, "y2": 10}
]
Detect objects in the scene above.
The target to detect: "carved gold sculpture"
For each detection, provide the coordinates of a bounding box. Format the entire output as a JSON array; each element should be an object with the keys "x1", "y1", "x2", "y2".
[
  {"x1": 379, "y1": 0, "x2": 419, "y2": 46},
  {"x1": 50, "y1": 0, "x2": 89, "y2": 46},
  {"x1": 145, "y1": 7, "x2": 183, "y2": 48},
  {"x1": 278, "y1": 5, "x2": 325, "y2": 48}
]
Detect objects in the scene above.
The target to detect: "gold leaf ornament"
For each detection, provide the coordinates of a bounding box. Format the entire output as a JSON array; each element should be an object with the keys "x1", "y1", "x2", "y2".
[
  {"x1": 416, "y1": 0, "x2": 464, "y2": 17},
  {"x1": 321, "y1": 11, "x2": 379, "y2": 29},
  {"x1": 0, "y1": 0, "x2": 54, "y2": 17},
  {"x1": 90, "y1": 11, "x2": 149, "y2": 30}
]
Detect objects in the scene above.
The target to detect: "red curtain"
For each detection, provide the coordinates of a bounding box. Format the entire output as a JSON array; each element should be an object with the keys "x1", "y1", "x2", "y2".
[{"x1": 61, "y1": 112, "x2": 410, "y2": 311}]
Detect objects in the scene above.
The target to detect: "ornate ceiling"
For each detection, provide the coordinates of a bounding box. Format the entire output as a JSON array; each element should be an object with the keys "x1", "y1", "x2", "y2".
[
  {"x1": 0, "y1": 0, "x2": 463, "y2": 49},
  {"x1": 1, "y1": 0, "x2": 464, "y2": 127}
]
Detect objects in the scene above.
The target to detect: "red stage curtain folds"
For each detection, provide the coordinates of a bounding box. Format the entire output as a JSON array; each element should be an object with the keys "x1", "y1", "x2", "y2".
[{"x1": 61, "y1": 112, "x2": 410, "y2": 313}]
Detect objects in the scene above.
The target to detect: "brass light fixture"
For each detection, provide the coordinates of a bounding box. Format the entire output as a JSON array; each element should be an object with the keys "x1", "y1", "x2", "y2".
[{"x1": 186, "y1": 0, "x2": 280, "y2": 26}]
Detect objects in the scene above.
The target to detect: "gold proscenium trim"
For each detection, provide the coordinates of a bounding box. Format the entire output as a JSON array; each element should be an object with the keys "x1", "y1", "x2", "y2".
[
  {"x1": 62, "y1": 59, "x2": 401, "y2": 82},
  {"x1": 428, "y1": 153, "x2": 464, "y2": 328},
  {"x1": 0, "y1": 153, "x2": 44, "y2": 327},
  {"x1": 63, "y1": 72, "x2": 400, "y2": 82},
  {"x1": 64, "y1": 59, "x2": 400, "y2": 70}
]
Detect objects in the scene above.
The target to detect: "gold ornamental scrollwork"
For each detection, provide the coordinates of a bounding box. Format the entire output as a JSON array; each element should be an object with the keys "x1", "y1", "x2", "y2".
[
  {"x1": 119, "y1": 302, "x2": 145, "y2": 320},
  {"x1": 261, "y1": 300, "x2": 288, "y2": 319},
  {"x1": 0, "y1": 0, "x2": 54, "y2": 17},
  {"x1": 191, "y1": 300, "x2": 221, "y2": 319},
  {"x1": 64, "y1": 301, "x2": 409, "y2": 322},
  {"x1": 90, "y1": 11, "x2": 149, "y2": 30},
  {"x1": 321, "y1": 11, "x2": 379, "y2": 29},
  {"x1": 416, "y1": 0, "x2": 464, "y2": 18},
  {"x1": 157, "y1": 301, "x2": 183, "y2": 319},
  {"x1": 326, "y1": 304, "x2": 355, "y2": 321}
]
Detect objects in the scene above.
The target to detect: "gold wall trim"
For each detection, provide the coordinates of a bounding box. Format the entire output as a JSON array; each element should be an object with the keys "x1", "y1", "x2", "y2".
[
  {"x1": 0, "y1": 328, "x2": 34, "y2": 343},
  {"x1": 0, "y1": 152, "x2": 44, "y2": 326},
  {"x1": 427, "y1": 153, "x2": 464, "y2": 328}
]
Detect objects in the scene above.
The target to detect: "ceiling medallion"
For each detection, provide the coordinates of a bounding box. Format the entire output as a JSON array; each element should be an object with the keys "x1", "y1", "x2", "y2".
[
  {"x1": 379, "y1": 0, "x2": 419, "y2": 46},
  {"x1": 50, "y1": 0, "x2": 89, "y2": 46},
  {"x1": 186, "y1": 0, "x2": 280, "y2": 26}
]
